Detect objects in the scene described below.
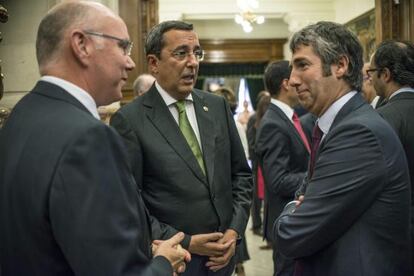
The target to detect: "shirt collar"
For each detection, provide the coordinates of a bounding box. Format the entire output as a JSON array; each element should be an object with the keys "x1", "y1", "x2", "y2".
[
  {"x1": 40, "y1": 76, "x2": 100, "y2": 120},
  {"x1": 318, "y1": 91, "x2": 357, "y2": 136},
  {"x1": 155, "y1": 81, "x2": 193, "y2": 106},
  {"x1": 389, "y1": 87, "x2": 414, "y2": 99},
  {"x1": 270, "y1": 98, "x2": 294, "y2": 120}
]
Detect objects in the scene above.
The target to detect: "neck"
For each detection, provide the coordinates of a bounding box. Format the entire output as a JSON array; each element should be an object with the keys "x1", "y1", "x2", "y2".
[{"x1": 386, "y1": 83, "x2": 409, "y2": 99}]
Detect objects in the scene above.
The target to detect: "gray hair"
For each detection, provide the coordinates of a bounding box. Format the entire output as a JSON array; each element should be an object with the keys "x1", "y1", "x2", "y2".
[
  {"x1": 145, "y1": 20, "x2": 194, "y2": 58},
  {"x1": 290, "y1": 21, "x2": 363, "y2": 92}
]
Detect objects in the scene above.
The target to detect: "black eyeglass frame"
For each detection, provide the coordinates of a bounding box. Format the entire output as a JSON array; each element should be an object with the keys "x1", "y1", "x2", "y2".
[
  {"x1": 83, "y1": 30, "x2": 133, "y2": 56},
  {"x1": 366, "y1": 68, "x2": 383, "y2": 78}
]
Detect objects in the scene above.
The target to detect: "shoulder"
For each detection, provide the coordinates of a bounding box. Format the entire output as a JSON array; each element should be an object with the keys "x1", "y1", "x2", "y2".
[{"x1": 193, "y1": 89, "x2": 224, "y2": 103}]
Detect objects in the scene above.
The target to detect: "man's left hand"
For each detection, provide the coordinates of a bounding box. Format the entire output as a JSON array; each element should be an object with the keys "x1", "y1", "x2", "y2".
[{"x1": 205, "y1": 229, "x2": 237, "y2": 272}]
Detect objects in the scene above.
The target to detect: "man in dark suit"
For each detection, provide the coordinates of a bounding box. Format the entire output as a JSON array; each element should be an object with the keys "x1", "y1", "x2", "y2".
[
  {"x1": 369, "y1": 39, "x2": 414, "y2": 255},
  {"x1": 275, "y1": 21, "x2": 412, "y2": 275},
  {"x1": 256, "y1": 61, "x2": 310, "y2": 276},
  {"x1": 110, "y1": 21, "x2": 252, "y2": 276},
  {"x1": 0, "y1": 2, "x2": 189, "y2": 275}
]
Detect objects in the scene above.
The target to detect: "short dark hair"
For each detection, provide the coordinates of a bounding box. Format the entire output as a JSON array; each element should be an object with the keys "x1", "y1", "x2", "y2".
[
  {"x1": 145, "y1": 20, "x2": 194, "y2": 58},
  {"x1": 36, "y1": 2, "x2": 90, "y2": 66},
  {"x1": 264, "y1": 60, "x2": 291, "y2": 97},
  {"x1": 290, "y1": 21, "x2": 363, "y2": 92},
  {"x1": 373, "y1": 40, "x2": 414, "y2": 87}
]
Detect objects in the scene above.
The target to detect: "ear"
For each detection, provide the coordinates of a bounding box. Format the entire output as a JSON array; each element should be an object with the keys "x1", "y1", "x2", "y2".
[
  {"x1": 281, "y1": 78, "x2": 290, "y2": 92},
  {"x1": 333, "y1": 54, "x2": 349, "y2": 78},
  {"x1": 147, "y1": 54, "x2": 159, "y2": 74},
  {"x1": 70, "y1": 30, "x2": 93, "y2": 67},
  {"x1": 381, "y1": 67, "x2": 392, "y2": 83}
]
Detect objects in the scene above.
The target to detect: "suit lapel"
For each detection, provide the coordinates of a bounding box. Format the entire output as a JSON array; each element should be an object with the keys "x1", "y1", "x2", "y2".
[
  {"x1": 271, "y1": 104, "x2": 309, "y2": 152},
  {"x1": 143, "y1": 87, "x2": 207, "y2": 185},
  {"x1": 192, "y1": 91, "x2": 216, "y2": 186}
]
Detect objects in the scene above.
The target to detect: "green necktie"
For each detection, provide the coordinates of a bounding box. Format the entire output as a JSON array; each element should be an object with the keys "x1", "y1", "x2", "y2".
[{"x1": 175, "y1": 100, "x2": 205, "y2": 175}]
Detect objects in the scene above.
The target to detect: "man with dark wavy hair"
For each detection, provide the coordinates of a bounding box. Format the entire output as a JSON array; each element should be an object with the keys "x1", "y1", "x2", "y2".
[
  {"x1": 370, "y1": 40, "x2": 414, "y2": 257},
  {"x1": 274, "y1": 21, "x2": 411, "y2": 275}
]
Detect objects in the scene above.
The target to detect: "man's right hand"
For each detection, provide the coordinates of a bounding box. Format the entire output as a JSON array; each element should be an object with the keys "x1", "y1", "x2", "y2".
[
  {"x1": 153, "y1": 232, "x2": 191, "y2": 273},
  {"x1": 188, "y1": 232, "x2": 231, "y2": 256},
  {"x1": 295, "y1": 195, "x2": 305, "y2": 207}
]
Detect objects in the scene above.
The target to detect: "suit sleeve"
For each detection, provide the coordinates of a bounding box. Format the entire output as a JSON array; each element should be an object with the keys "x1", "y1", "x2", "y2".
[
  {"x1": 256, "y1": 119, "x2": 306, "y2": 197},
  {"x1": 223, "y1": 99, "x2": 253, "y2": 234},
  {"x1": 274, "y1": 123, "x2": 388, "y2": 259},
  {"x1": 49, "y1": 123, "x2": 172, "y2": 276},
  {"x1": 110, "y1": 111, "x2": 192, "y2": 249}
]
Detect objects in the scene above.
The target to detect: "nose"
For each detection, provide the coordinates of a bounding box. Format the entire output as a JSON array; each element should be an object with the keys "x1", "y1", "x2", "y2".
[
  {"x1": 289, "y1": 70, "x2": 301, "y2": 89},
  {"x1": 126, "y1": 55, "x2": 136, "y2": 70},
  {"x1": 186, "y1": 53, "x2": 198, "y2": 67}
]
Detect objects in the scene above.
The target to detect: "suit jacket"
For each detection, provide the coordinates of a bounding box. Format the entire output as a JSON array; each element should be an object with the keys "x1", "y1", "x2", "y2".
[
  {"x1": 256, "y1": 104, "x2": 309, "y2": 241},
  {"x1": 110, "y1": 85, "x2": 252, "y2": 249},
  {"x1": 377, "y1": 91, "x2": 414, "y2": 252},
  {"x1": 0, "y1": 81, "x2": 171, "y2": 276},
  {"x1": 275, "y1": 93, "x2": 412, "y2": 275}
]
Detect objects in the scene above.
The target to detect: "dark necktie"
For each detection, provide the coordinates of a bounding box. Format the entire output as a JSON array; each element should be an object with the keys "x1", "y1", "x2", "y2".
[
  {"x1": 294, "y1": 124, "x2": 322, "y2": 275},
  {"x1": 292, "y1": 112, "x2": 310, "y2": 153},
  {"x1": 308, "y1": 123, "x2": 323, "y2": 179},
  {"x1": 175, "y1": 100, "x2": 205, "y2": 175}
]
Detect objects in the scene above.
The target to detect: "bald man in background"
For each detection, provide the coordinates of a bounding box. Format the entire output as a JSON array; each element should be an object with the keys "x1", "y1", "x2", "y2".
[{"x1": 133, "y1": 73, "x2": 156, "y2": 97}]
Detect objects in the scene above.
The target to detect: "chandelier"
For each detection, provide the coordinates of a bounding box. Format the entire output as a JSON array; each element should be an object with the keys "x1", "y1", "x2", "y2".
[{"x1": 234, "y1": 0, "x2": 265, "y2": 33}]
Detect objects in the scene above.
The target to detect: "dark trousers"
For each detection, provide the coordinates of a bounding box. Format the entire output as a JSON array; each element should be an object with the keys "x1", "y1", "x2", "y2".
[
  {"x1": 251, "y1": 176, "x2": 262, "y2": 230},
  {"x1": 273, "y1": 242, "x2": 295, "y2": 276},
  {"x1": 182, "y1": 254, "x2": 235, "y2": 276}
]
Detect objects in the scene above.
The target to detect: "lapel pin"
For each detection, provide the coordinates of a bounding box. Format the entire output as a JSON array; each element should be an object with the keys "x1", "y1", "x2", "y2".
[{"x1": 203, "y1": 106, "x2": 208, "y2": 112}]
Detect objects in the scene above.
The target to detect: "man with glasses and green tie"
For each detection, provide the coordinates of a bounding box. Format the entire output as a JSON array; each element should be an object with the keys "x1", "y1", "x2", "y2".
[
  {"x1": 0, "y1": 2, "x2": 189, "y2": 275},
  {"x1": 111, "y1": 20, "x2": 252, "y2": 276}
]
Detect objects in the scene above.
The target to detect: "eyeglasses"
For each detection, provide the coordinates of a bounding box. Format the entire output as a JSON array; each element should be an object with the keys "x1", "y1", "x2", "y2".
[
  {"x1": 366, "y1": 68, "x2": 382, "y2": 78},
  {"x1": 170, "y1": 49, "x2": 204, "y2": 61},
  {"x1": 84, "y1": 30, "x2": 133, "y2": 56}
]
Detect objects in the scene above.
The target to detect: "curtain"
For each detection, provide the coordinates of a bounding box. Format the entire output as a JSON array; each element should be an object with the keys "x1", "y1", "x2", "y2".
[
  {"x1": 223, "y1": 77, "x2": 241, "y2": 98},
  {"x1": 245, "y1": 77, "x2": 265, "y2": 110},
  {"x1": 195, "y1": 78, "x2": 205, "y2": 90},
  {"x1": 198, "y1": 62, "x2": 267, "y2": 77}
]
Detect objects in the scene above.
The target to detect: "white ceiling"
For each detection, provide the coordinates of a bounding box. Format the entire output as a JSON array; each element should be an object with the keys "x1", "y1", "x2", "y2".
[{"x1": 158, "y1": 0, "x2": 374, "y2": 39}]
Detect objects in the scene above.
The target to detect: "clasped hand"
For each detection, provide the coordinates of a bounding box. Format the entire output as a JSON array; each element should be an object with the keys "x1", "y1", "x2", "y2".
[{"x1": 189, "y1": 229, "x2": 237, "y2": 272}]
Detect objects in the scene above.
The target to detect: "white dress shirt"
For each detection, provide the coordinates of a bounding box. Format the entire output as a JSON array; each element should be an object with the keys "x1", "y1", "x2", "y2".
[
  {"x1": 317, "y1": 91, "x2": 357, "y2": 139},
  {"x1": 270, "y1": 98, "x2": 294, "y2": 122},
  {"x1": 155, "y1": 81, "x2": 202, "y2": 149}
]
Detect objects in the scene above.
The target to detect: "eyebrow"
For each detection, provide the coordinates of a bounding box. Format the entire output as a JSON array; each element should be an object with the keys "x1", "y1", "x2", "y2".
[
  {"x1": 292, "y1": 57, "x2": 309, "y2": 66},
  {"x1": 172, "y1": 45, "x2": 201, "y2": 51}
]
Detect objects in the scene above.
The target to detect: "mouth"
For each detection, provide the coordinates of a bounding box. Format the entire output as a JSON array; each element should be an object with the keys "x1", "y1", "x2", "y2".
[
  {"x1": 181, "y1": 73, "x2": 195, "y2": 84},
  {"x1": 297, "y1": 88, "x2": 309, "y2": 95}
]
